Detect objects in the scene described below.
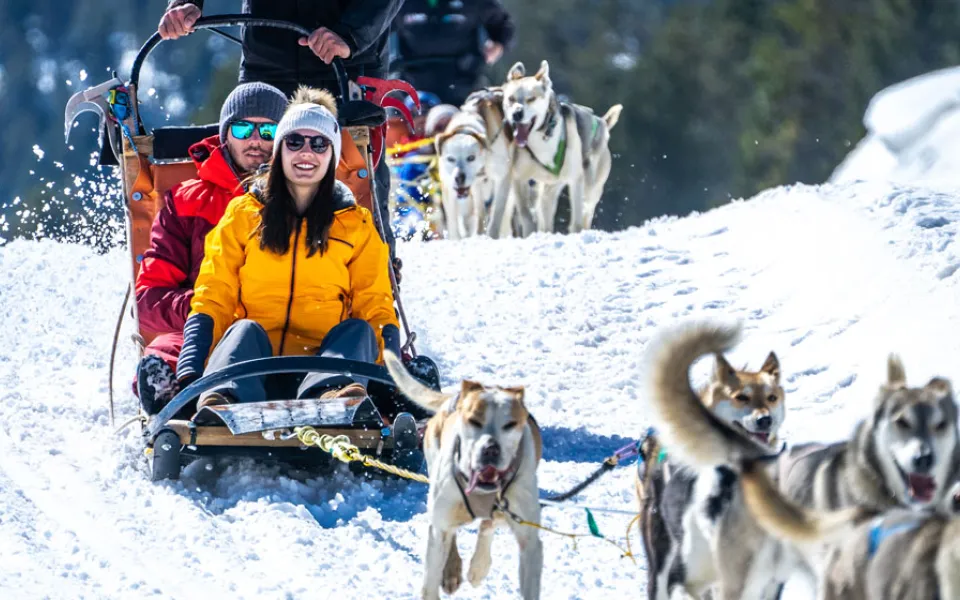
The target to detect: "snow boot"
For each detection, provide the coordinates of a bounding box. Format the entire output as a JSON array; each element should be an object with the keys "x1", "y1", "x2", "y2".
[{"x1": 136, "y1": 354, "x2": 178, "y2": 416}]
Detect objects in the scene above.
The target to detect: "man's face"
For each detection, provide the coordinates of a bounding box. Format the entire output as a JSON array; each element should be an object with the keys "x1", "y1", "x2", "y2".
[{"x1": 225, "y1": 116, "x2": 276, "y2": 173}]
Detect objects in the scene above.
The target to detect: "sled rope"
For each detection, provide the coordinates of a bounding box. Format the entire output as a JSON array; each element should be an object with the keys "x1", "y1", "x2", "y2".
[
  {"x1": 495, "y1": 495, "x2": 639, "y2": 565},
  {"x1": 295, "y1": 425, "x2": 643, "y2": 561},
  {"x1": 295, "y1": 427, "x2": 429, "y2": 483},
  {"x1": 542, "y1": 438, "x2": 642, "y2": 502},
  {"x1": 107, "y1": 282, "x2": 131, "y2": 427},
  {"x1": 388, "y1": 136, "x2": 436, "y2": 156}
]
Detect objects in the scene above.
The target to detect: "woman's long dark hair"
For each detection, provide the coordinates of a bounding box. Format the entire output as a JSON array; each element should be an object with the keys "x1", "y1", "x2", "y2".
[{"x1": 251, "y1": 155, "x2": 336, "y2": 257}]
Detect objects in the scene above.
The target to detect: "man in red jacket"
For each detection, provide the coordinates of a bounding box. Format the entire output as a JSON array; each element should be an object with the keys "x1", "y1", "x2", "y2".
[{"x1": 134, "y1": 81, "x2": 288, "y2": 415}]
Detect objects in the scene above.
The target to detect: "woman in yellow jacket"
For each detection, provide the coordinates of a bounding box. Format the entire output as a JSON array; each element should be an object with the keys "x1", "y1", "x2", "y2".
[{"x1": 175, "y1": 88, "x2": 417, "y2": 453}]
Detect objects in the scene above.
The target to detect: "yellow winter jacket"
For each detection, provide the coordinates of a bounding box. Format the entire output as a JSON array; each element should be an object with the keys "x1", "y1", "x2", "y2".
[{"x1": 188, "y1": 182, "x2": 398, "y2": 362}]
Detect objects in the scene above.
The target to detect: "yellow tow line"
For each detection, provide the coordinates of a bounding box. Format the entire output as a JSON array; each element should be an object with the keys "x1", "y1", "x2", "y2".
[
  {"x1": 294, "y1": 427, "x2": 429, "y2": 484},
  {"x1": 293, "y1": 426, "x2": 641, "y2": 563}
]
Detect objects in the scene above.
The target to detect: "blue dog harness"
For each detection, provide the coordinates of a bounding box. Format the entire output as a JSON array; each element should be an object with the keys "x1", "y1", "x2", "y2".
[{"x1": 867, "y1": 516, "x2": 923, "y2": 557}]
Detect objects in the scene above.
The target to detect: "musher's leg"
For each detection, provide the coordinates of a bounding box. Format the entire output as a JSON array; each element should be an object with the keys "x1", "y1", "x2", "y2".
[
  {"x1": 297, "y1": 318, "x2": 379, "y2": 398},
  {"x1": 199, "y1": 319, "x2": 273, "y2": 405}
]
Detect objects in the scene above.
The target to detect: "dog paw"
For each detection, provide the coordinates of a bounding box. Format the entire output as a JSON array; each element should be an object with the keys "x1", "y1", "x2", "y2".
[
  {"x1": 442, "y1": 547, "x2": 463, "y2": 595},
  {"x1": 442, "y1": 570, "x2": 463, "y2": 595},
  {"x1": 420, "y1": 587, "x2": 441, "y2": 600},
  {"x1": 467, "y1": 555, "x2": 492, "y2": 586}
]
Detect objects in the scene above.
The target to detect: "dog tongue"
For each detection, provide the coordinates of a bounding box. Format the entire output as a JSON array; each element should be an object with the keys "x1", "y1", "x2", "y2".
[
  {"x1": 514, "y1": 123, "x2": 531, "y2": 147},
  {"x1": 465, "y1": 466, "x2": 500, "y2": 494},
  {"x1": 908, "y1": 473, "x2": 936, "y2": 502},
  {"x1": 478, "y1": 466, "x2": 499, "y2": 483}
]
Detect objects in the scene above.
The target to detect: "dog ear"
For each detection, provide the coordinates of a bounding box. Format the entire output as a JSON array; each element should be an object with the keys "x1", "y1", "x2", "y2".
[
  {"x1": 887, "y1": 354, "x2": 907, "y2": 388},
  {"x1": 760, "y1": 351, "x2": 780, "y2": 381},
  {"x1": 501, "y1": 386, "x2": 527, "y2": 410},
  {"x1": 925, "y1": 377, "x2": 953, "y2": 398},
  {"x1": 507, "y1": 61, "x2": 526, "y2": 81},
  {"x1": 534, "y1": 60, "x2": 550, "y2": 86},
  {"x1": 433, "y1": 131, "x2": 450, "y2": 155},
  {"x1": 461, "y1": 379, "x2": 485, "y2": 396},
  {"x1": 715, "y1": 353, "x2": 739, "y2": 388},
  {"x1": 502, "y1": 385, "x2": 525, "y2": 399}
]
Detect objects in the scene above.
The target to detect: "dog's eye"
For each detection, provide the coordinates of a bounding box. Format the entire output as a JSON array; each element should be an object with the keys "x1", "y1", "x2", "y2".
[
  {"x1": 467, "y1": 418, "x2": 483, "y2": 429},
  {"x1": 895, "y1": 416, "x2": 911, "y2": 430},
  {"x1": 935, "y1": 420, "x2": 948, "y2": 432},
  {"x1": 467, "y1": 155, "x2": 475, "y2": 162},
  {"x1": 503, "y1": 420, "x2": 518, "y2": 430},
  {"x1": 447, "y1": 156, "x2": 455, "y2": 162},
  {"x1": 767, "y1": 394, "x2": 778, "y2": 403},
  {"x1": 734, "y1": 394, "x2": 750, "y2": 403}
]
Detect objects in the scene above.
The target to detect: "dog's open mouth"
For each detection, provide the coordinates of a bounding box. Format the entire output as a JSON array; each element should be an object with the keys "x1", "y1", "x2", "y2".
[
  {"x1": 513, "y1": 121, "x2": 533, "y2": 147},
  {"x1": 455, "y1": 186, "x2": 471, "y2": 198},
  {"x1": 465, "y1": 465, "x2": 502, "y2": 494},
  {"x1": 906, "y1": 472, "x2": 937, "y2": 503},
  {"x1": 734, "y1": 422, "x2": 772, "y2": 446}
]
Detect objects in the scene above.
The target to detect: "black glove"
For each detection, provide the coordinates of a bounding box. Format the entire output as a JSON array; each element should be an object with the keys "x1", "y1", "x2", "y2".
[
  {"x1": 176, "y1": 313, "x2": 214, "y2": 384},
  {"x1": 381, "y1": 324, "x2": 402, "y2": 358}
]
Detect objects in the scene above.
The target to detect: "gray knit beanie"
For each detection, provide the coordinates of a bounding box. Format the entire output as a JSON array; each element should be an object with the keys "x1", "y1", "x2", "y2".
[
  {"x1": 272, "y1": 103, "x2": 342, "y2": 166},
  {"x1": 219, "y1": 82, "x2": 288, "y2": 144}
]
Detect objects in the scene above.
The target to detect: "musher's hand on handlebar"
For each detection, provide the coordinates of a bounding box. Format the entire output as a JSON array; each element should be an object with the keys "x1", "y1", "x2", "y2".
[
  {"x1": 483, "y1": 40, "x2": 504, "y2": 65},
  {"x1": 299, "y1": 27, "x2": 352, "y2": 64},
  {"x1": 158, "y1": 4, "x2": 201, "y2": 40}
]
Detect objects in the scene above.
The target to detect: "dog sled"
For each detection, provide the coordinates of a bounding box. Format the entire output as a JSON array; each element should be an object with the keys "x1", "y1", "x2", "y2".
[{"x1": 64, "y1": 15, "x2": 441, "y2": 482}]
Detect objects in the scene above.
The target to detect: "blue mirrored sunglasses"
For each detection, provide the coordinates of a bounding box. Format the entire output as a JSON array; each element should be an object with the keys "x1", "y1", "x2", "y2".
[{"x1": 230, "y1": 120, "x2": 277, "y2": 141}]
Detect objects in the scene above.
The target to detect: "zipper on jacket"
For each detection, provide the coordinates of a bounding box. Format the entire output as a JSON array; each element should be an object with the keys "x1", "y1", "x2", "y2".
[{"x1": 278, "y1": 218, "x2": 302, "y2": 355}]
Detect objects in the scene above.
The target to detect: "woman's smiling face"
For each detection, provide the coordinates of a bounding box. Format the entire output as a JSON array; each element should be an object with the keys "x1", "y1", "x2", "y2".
[{"x1": 280, "y1": 129, "x2": 332, "y2": 186}]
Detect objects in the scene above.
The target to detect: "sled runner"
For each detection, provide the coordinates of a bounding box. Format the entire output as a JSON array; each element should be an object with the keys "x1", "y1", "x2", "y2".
[{"x1": 65, "y1": 15, "x2": 441, "y2": 482}]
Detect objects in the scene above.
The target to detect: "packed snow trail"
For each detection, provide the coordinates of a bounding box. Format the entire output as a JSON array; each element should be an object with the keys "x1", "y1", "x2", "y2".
[{"x1": 3, "y1": 180, "x2": 960, "y2": 598}]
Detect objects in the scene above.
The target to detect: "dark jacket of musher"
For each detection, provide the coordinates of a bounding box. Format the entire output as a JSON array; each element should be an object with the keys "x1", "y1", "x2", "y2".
[
  {"x1": 168, "y1": 0, "x2": 403, "y2": 95},
  {"x1": 390, "y1": 0, "x2": 516, "y2": 106}
]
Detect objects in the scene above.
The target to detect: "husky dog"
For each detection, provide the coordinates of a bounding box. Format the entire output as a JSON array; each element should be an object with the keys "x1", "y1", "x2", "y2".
[
  {"x1": 434, "y1": 111, "x2": 491, "y2": 240},
  {"x1": 383, "y1": 351, "x2": 544, "y2": 600},
  {"x1": 777, "y1": 355, "x2": 960, "y2": 514},
  {"x1": 642, "y1": 319, "x2": 960, "y2": 599},
  {"x1": 638, "y1": 321, "x2": 791, "y2": 599},
  {"x1": 739, "y1": 454, "x2": 960, "y2": 600},
  {"x1": 500, "y1": 60, "x2": 622, "y2": 236},
  {"x1": 460, "y1": 87, "x2": 516, "y2": 239}
]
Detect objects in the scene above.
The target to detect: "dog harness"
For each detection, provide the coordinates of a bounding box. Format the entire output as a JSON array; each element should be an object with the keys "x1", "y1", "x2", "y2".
[
  {"x1": 526, "y1": 94, "x2": 566, "y2": 176},
  {"x1": 867, "y1": 516, "x2": 924, "y2": 557}
]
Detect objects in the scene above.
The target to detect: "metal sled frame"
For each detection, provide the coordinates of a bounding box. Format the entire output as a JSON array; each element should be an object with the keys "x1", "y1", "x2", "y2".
[{"x1": 65, "y1": 16, "x2": 436, "y2": 479}]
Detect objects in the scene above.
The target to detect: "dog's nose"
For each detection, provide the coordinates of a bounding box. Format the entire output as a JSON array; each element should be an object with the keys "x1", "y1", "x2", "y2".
[
  {"x1": 755, "y1": 414, "x2": 772, "y2": 431},
  {"x1": 480, "y1": 442, "x2": 501, "y2": 465},
  {"x1": 913, "y1": 447, "x2": 934, "y2": 473},
  {"x1": 455, "y1": 171, "x2": 466, "y2": 186},
  {"x1": 512, "y1": 109, "x2": 524, "y2": 123}
]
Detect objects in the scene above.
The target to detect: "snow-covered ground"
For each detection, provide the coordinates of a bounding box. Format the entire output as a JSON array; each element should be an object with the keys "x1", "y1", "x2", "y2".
[
  {"x1": 831, "y1": 66, "x2": 960, "y2": 186},
  {"x1": 3, "y1": 179, "x2": 960, "y2": 598}
]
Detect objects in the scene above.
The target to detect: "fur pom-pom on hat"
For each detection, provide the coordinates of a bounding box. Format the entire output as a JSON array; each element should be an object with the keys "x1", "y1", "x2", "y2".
[{"x1": 272, "y1": 86, "x2": 342, "y2": 164}]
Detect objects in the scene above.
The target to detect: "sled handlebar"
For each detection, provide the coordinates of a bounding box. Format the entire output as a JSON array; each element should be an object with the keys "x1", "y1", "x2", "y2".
[{"x1": 129, "y1": 15, "x2": 350, "y2": 128}]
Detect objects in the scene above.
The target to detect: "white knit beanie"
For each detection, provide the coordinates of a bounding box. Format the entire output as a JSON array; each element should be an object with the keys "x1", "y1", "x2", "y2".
[{"x1": 272, "y1": 103, "x2": 342, "y2": 165}]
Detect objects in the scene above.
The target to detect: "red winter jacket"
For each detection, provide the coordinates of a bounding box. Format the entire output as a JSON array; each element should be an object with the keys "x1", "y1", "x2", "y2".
[{"x1": 135, "y1": 135, "x2": 243, "y2": 335}]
